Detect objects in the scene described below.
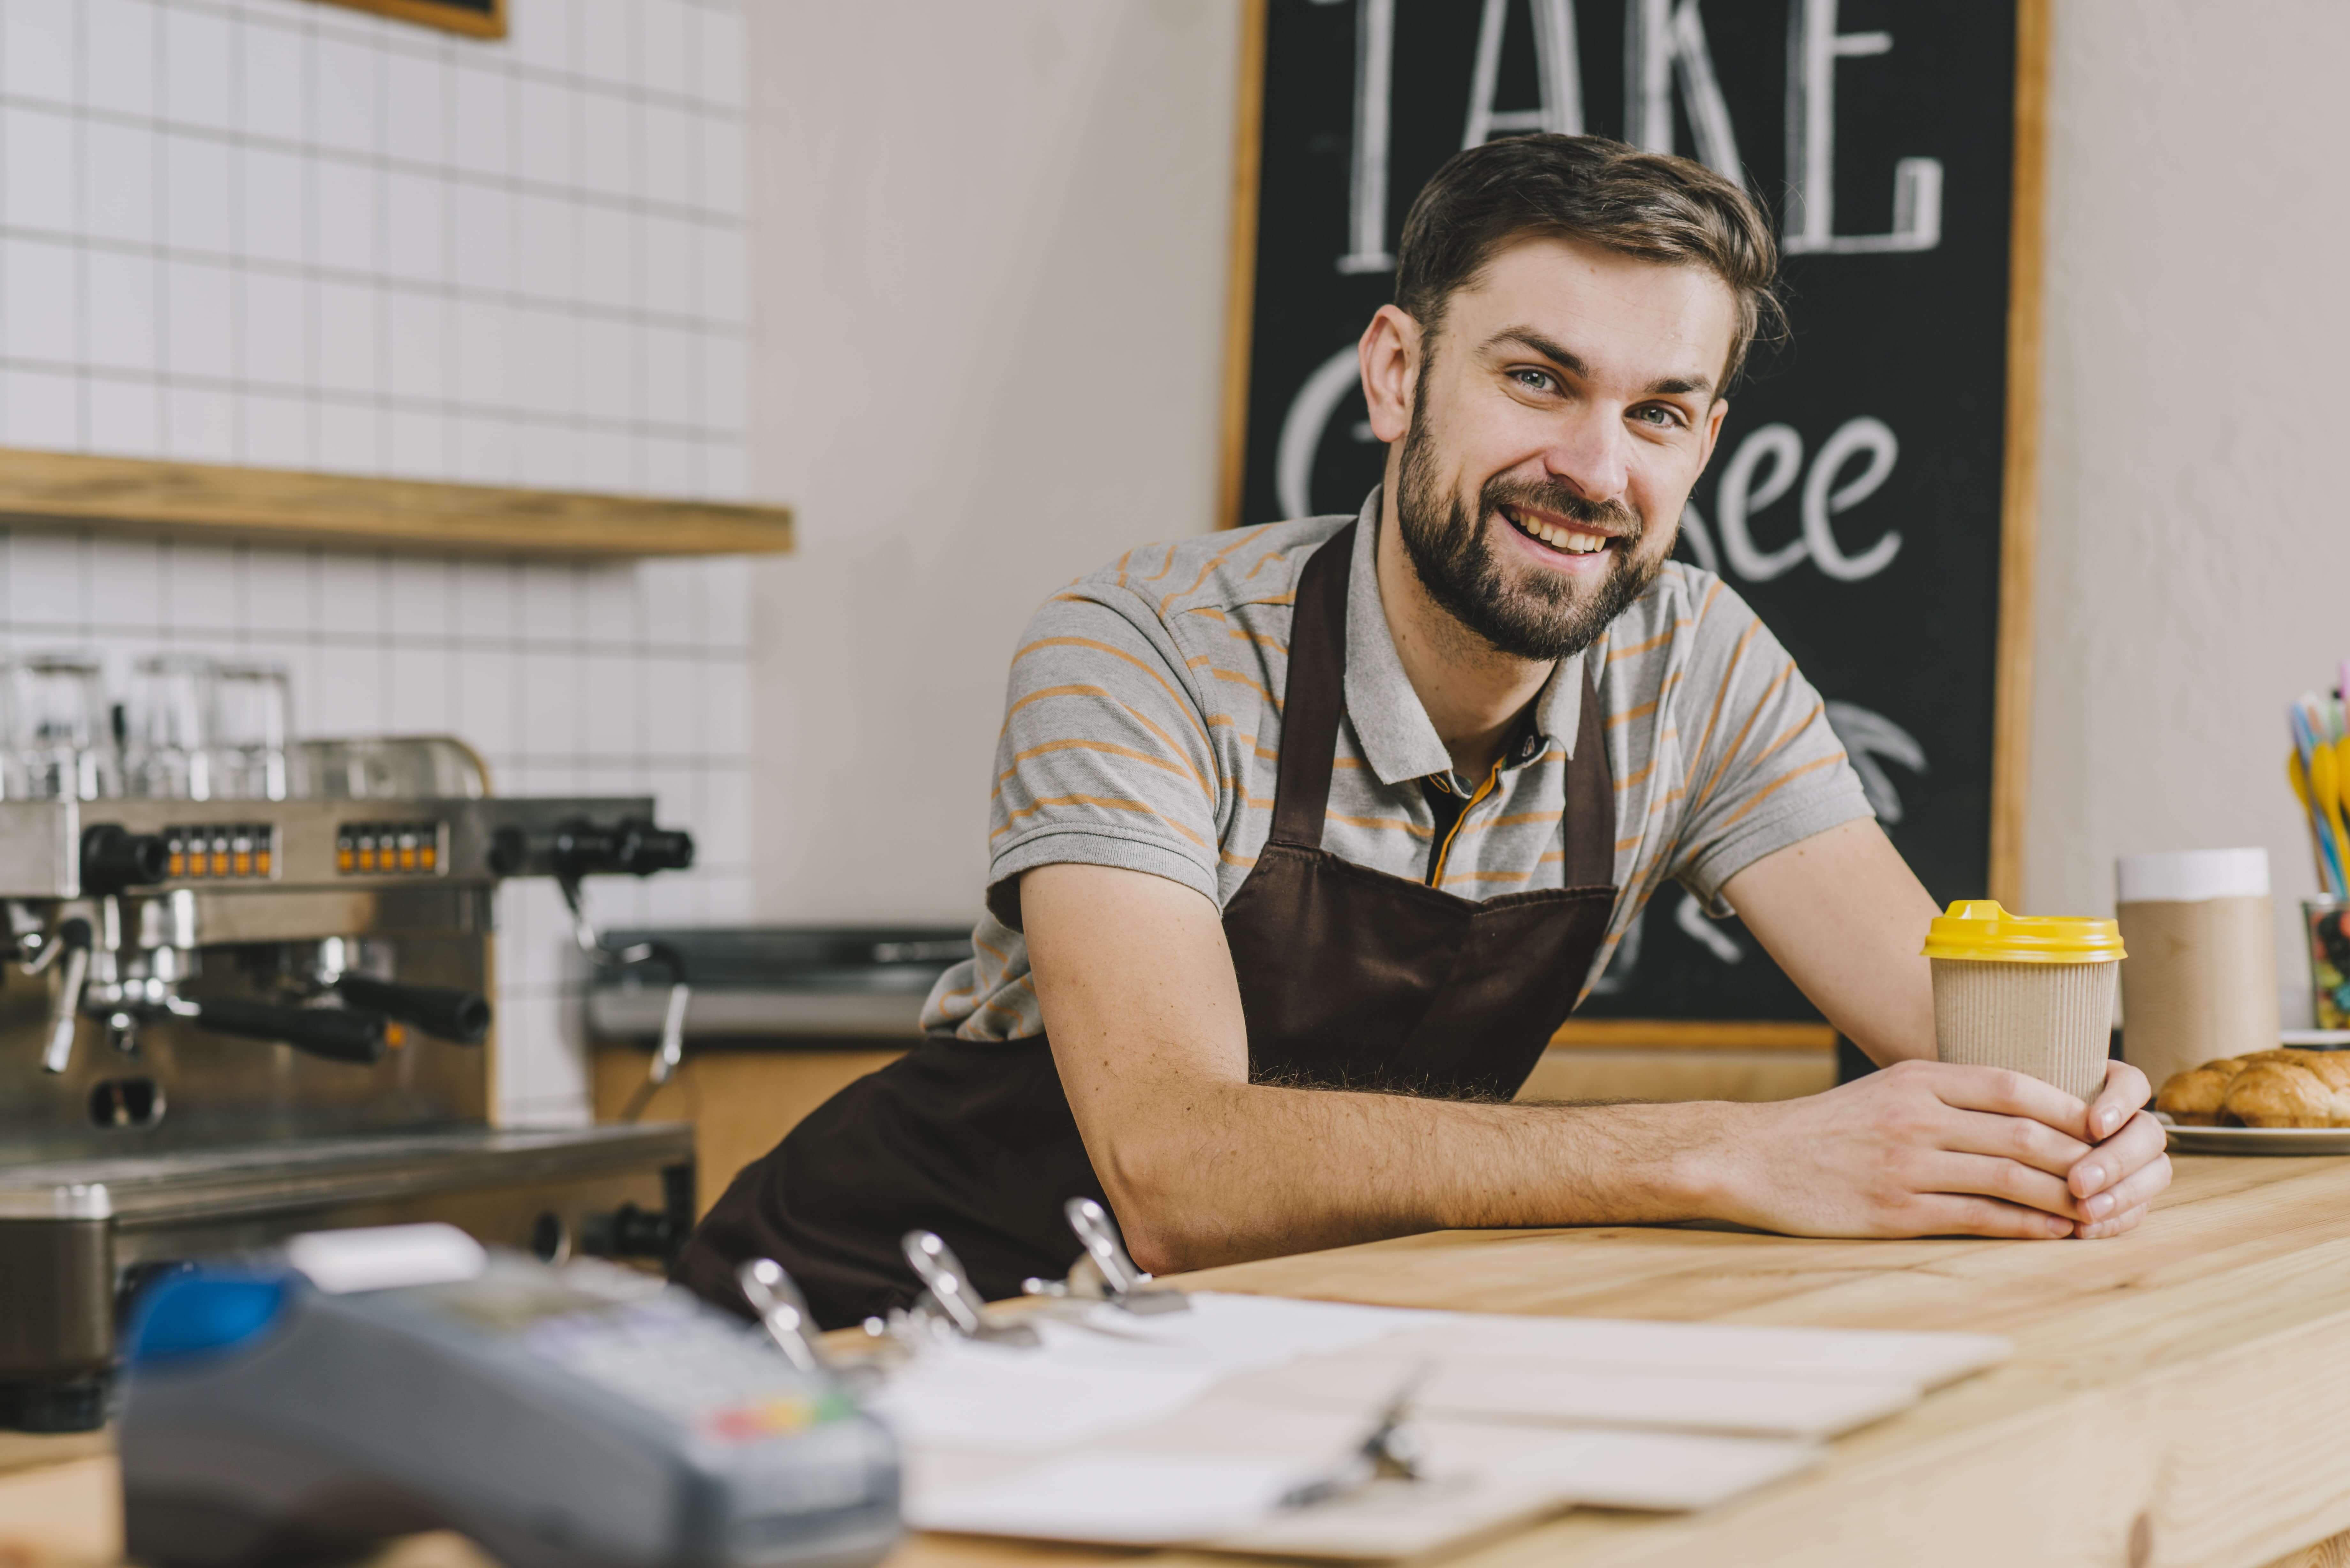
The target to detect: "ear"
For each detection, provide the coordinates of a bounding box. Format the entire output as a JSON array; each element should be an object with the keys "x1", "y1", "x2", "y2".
[
  {"x1": 1694, "y1": 396, "x2": 1730, "y2": 476},
  {"x1": 1358, "y1": 305, "x2": 1421, "y2": 445}
]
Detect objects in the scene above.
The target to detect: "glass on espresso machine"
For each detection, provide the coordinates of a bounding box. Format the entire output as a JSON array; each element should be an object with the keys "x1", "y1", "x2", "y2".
[{"x1": 0, "y1": 655, "x2": 701, "y2": 1432}]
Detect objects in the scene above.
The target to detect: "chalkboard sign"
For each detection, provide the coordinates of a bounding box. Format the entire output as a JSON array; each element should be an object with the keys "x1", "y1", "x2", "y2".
[
  {"x1": 314, "y1": 0, "x2": 505, "y2": 40},
  {"x1": 1219, "y1": 0, "x2": 2046, "y2": 1031}
]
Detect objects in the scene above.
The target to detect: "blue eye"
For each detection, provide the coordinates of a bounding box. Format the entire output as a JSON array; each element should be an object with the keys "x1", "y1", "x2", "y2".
[{"x1": 1511, "y1": 369, "x2": 1555, "y2": 393}]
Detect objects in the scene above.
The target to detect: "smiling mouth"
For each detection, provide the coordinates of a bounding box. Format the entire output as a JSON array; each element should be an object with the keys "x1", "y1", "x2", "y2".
[{"x1": 1500, "y1": 504, "x2": 1613, "y2": 556}]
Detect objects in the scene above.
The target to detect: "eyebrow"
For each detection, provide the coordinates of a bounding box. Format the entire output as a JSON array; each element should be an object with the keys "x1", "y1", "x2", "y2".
[{"x1": 1480, "y1": 326, "x2": 1716, "y2": 400}]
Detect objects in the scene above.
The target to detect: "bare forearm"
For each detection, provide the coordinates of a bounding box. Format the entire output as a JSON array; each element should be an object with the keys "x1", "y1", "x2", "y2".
[
  {"x1": 1083, "y1": 1071, "x2": 1720, "y2": 1274},
  {"x1": 1721, "y1": 819, "x2": 1940, "y2": 1066}
]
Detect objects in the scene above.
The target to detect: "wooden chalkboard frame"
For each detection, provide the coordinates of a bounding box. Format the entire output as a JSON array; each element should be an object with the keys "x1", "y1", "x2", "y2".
[
  {"x1": 311, "y1": 0, "x2": 507, "y2": 41},
  {"x1": 1215, "y1": 0, "x2": 2049, "y2": 1050}
]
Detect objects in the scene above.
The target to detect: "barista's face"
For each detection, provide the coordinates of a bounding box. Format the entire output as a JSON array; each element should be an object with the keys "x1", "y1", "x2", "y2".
[{"x1": 1378, "y1": 234, "x2": 1736, "y2": 660}]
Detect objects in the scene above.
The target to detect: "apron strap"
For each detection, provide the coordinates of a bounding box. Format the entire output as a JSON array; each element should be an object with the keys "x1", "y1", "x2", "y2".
[
  {"x1": 1267, "y1": 522, "x2": 1354, "y2": 848},
  {"x1": 1561, "y1": 655, "x2": 1616, "y2": 889}
]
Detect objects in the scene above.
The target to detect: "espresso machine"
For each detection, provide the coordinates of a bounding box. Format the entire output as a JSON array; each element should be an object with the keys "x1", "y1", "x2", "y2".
[{"x1": 0, "y1": 760, "x2": 699, "y2": 1431}]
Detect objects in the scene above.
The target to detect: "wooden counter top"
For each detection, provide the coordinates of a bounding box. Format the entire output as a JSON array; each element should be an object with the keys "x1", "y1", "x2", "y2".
[{"x1": 11, "y1": 1155, "x2": 2350, "y2": 1568}]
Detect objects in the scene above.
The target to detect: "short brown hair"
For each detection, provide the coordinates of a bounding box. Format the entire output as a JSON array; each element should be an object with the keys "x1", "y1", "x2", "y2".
[{"x1": 1394, "y1": 134, "x2": 1784, "y2": 390}]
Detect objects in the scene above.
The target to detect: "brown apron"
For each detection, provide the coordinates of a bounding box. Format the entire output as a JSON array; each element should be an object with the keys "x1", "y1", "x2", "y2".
[{"x1": 675, "y1": 523, "x2": 1619, "y2": 1327}]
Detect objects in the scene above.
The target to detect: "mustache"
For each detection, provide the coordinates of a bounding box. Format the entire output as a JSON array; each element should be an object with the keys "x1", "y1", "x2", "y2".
[{"x1": 1482, "y1": 479, "x2": 1641, "y2": 541}]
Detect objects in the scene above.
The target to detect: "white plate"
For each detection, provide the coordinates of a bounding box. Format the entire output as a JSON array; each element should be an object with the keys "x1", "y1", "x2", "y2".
[{"x1": 2156, "y1": 1114, "x2": 2350, "y2": 1155}]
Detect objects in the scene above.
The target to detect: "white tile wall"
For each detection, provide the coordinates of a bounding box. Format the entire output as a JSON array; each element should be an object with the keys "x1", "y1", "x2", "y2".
[{"x1": 0, "y1": 0, "x2": 754, "y2": 1127}]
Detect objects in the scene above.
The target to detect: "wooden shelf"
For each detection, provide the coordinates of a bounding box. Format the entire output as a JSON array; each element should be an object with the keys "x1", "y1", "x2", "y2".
[{"x1": 0, "y1": 449, "x2": 792, "y2": 558}]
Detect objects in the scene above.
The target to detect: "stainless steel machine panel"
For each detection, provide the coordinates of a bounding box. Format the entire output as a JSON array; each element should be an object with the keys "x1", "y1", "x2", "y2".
[
  {"x1": 0, "y1": 1123, "x2": 695, "y2": 1430},
  {"x1": 0, "y1": 770, "x2": 701, "y2": 1430}
]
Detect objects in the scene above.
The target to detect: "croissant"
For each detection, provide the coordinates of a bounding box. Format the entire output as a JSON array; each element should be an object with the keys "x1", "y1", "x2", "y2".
[
  {"x1": 2155, "y1": 1060, "x2": 2242, "y2": 1125},
  {"x1": 2157, "y1": 1050, "x2": 2350, "y2": 1128},
  {"x1": 2221, "y1": 1062, "x2": 2346, "y2": 1127}
]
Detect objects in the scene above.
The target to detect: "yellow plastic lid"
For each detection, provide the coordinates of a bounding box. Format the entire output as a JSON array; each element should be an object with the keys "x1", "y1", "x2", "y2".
[{"x1": 1919, "y1": 900, "x2": 2127, "y2": 964}]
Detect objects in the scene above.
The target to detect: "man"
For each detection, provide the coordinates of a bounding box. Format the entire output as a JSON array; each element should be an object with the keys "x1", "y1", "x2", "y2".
[{"x1": 678, "y1": 135, "x2": 2170, "y2": 1329}]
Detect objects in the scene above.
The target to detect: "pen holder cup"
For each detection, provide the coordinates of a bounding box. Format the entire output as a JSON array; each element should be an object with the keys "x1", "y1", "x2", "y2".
[{"x1": 2309, "y1": 903, "x2": 2350, "y2": 1031}]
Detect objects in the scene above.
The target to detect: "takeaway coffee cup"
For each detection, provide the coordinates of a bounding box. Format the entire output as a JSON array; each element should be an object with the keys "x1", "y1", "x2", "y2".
[
  {"x1": 2113, "y1": 848, "x2": 2278, "y2": 1094},
  {"x1": 1921, "y1": 901, "x2": 2127, "y2": 1103}
]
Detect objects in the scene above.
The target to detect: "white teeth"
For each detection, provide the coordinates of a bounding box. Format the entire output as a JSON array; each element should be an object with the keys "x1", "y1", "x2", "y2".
[{"x1": 1507, "y1": 508, "x2": 1607, "y2": 554}]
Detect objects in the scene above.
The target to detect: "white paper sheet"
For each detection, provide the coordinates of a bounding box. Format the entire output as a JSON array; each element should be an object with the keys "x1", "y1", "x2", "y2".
[
  {"x1": 911, "y1": 1453, "x2": 1318, "y2": 1544},
  {"x1": 867, "y1": 1291, "x2": 1452, "y2": 1451},
  {"x1": 1237, "y1": 1355, "x2": 1922, "y2": 1440},
  {"x1": 876, "y1": 1291, "x2": 2008, "y2": 1558}
]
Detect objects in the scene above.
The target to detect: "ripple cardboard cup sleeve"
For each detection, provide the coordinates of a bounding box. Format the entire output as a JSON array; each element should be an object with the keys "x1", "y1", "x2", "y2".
[
  {"x1": 1921, "y1": 902, "x2": 2126, "y2": 1104},
  {"x1": 2112, "y1": 850, "x2": 2279, "y2": 1092}
]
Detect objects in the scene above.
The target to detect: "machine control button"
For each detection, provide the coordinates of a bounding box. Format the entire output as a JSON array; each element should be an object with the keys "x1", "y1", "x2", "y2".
[
  {"x1": 336, "y1": 822, "x2": 445, "y2": 877},
  {"x1": 163, "y1": 824, "x2": 276, "y2": 881}
]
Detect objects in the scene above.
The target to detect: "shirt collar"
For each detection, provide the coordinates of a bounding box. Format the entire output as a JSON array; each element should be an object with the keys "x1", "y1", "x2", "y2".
[{"x1": 1340, "y1": 487, "x2": 1582, "y2": 788}]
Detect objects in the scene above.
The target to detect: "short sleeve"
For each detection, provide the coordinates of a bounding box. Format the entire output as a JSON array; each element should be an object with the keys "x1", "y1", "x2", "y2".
[
  {"x1": 1662, "y1": 585, "x2": 1875, "y2": 911},
  {"x1": 982, "y1": 587, "x2": 1226, "y2": 930}
]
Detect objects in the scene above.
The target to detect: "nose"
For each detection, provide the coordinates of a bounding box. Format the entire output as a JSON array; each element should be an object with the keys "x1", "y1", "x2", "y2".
[{"x1": 1539, "y1": 407, "x2": 1631, "y2": 506}]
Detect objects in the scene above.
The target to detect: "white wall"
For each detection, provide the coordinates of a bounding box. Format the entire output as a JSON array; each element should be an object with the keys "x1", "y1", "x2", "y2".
[
  {"x1": 2024, "y1": 0, "x2": 2350, "y2": 1023},
  {"x1": 0, "y1": 0, "x2": 756, "y2": 1123},
  {"x1": 743, "y1": 0, "x2": 1244, "y2": 923},
  {"x1": 744, "y1": 1, "x2": 2350, "y2": 1026}
]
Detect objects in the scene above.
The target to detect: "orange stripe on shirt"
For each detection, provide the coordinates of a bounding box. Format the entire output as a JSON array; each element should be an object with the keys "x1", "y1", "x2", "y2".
[
  {"x1": 1679, "y1": 620, "x2": 1761, "y2": 793},
  {"x1": 1005, "y1": 682, "x2": 1207, "y2": 791},
  {"x1": 1012, "y1": 636, "x2": 1210, "y2": 750},
  {"x1": 1715, "y1": 752, "x2": 1850, "y2": 829},
  {"x1": 1605, "y1": 622, "x2": 1689, "y2": 662},
  {"x1": 1156, "y1": 533, "x2": 1258, "y2": 614},
  {"x1": 1607, "y1": 671, "x2": 1680, "y2": 728},
  {"x1": 1210, "y1": 665, "x2": 1281, "y2": 711},
  {"x1": 1689, "y1": 662, "x2": 1794, "y2": 816},
  {"x1": 1743, "y1": 700, "x2": 1826, "y2": 775},
  {"x1": 1325, "y1": 811, "x2": 1434, "y2": 839},
  {"x1": 1459, "y1": 809, "x2": 1563, "y2": 834},
  {"x1": 990, "y1": 792, "x2": 1212, "y2": 851},
  {"x1": 1007, "y1": 737, "x2": 1213, "y2": 807},
  {"x1": 1137, "y1": 544, "x2": 1183, "y2": 587}
]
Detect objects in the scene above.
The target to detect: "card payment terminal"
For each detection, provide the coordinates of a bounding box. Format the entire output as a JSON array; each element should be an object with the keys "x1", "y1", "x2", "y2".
[{"x1": 118, "y1": 1228, "x2": 900, "y2": 1568}]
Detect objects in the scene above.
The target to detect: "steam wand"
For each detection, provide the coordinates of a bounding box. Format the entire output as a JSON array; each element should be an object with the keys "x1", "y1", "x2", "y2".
[{"x1": 554, "y1": 872, "x2": 691, "y2": 1118}]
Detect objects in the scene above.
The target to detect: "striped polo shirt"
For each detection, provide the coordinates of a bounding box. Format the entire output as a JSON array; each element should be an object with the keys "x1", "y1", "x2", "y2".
[{"x1": 922, "y1": 489, "x2": 1872, "y2": 1042}]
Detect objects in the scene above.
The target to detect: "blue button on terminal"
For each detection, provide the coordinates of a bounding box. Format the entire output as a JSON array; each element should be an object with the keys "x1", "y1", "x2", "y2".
[{"x1": 126, "y1": 1270, "x2": 294, "y2": 1370}]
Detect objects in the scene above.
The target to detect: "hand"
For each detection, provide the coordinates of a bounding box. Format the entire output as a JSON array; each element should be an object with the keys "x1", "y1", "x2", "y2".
[
  {"x1": 2066, "y1": 1059, "x2": 2170, "y2": 1239},
  {"x1": 1700, "y1": 1059, "x2": 2106, "y2": 1240}
]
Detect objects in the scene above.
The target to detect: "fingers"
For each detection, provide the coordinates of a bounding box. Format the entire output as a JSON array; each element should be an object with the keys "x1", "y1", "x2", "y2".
[
  {"x1": 1914, "y1": 1151, "x2": 2083, "y2": 1221},
  {"x1": 2085, "y1": 1059, "x2": 2153, "y2": 1141},
  {"x1": 1912, "y1": 1060, "x2": 2093, "y2": 1141},
  {"x1": 1943, "y1": 1105, "x2": 2093, "y2": 1179},
  {"x1": 2069, "y1": 1110, "x2": 2167, "y2": 1199},
  {"x1": 2075, "y1": 1201, "x2": 2151, "y2": 1240},
  {"x1": 1899, "y1": 1192, "x2": 2074, "y2": 1240},
  {"x1": 2076, "y1": 1149, "x2": 2172, "y2": 1226}
]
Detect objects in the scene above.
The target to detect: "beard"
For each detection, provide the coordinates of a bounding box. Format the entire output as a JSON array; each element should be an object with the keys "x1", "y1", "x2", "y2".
[{"x1": 1392, "y1": 403, "x2": 1668, "y2": 662}]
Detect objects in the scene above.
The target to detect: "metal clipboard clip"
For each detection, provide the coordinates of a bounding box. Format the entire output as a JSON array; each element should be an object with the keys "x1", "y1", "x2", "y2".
[
  {"x1": 899, "y1": 1230, "x2": 1042, "y2": 1347},
  {"x1": 737, "y1": 1258, "x2": 827, "y2": 1374},
  {"x1": 1021, "y1": 1196, "x2": 1189, "y2": 1315}
]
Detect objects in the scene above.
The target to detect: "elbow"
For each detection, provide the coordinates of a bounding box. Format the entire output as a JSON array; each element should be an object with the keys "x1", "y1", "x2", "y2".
[{"x1": 1093, "y1": 1133, "x2": 1212, "y2": 1279}]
